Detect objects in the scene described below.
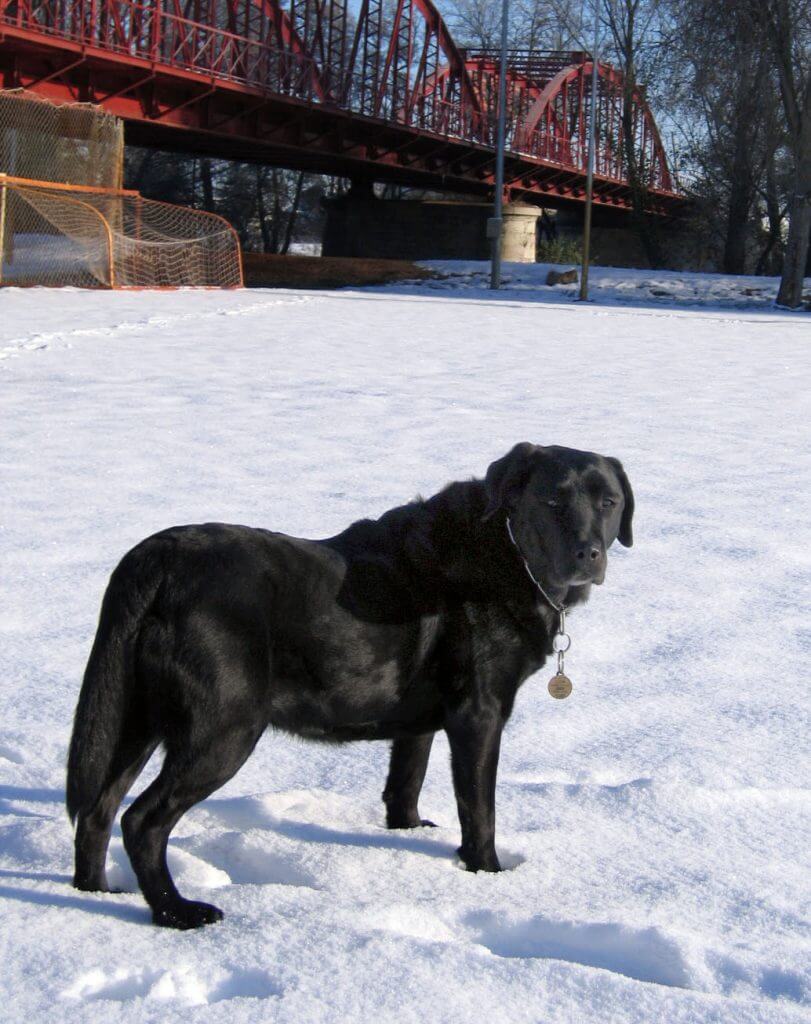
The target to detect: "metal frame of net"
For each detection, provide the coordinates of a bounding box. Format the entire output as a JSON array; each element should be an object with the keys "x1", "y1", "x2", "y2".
[{"x1": 0, "y1": 90, "x2": 243, "y2": 289}]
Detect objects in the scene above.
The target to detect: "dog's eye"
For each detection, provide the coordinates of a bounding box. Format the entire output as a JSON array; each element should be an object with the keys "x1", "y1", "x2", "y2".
[
  {"x1": 601, "y1": 498, "x2": 616, "y2": 509},
  {"x1": 546, "y1": 500, "x2": 559, "y2": 508}
]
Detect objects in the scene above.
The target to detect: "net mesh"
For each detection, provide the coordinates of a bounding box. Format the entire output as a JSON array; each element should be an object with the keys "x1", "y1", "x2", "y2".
[
  {"x1": 0, "y1": 89, "x2": 124, "y2": 189},
  {"x1": 0, "y1": 90, "x2": 243, "y2": 289},
  {"x1": 0, "y1": 184, "x2": 110, "y2": 287},
  {"x1": 1, "y1": 182, "x2": 243, "y2": 287}
]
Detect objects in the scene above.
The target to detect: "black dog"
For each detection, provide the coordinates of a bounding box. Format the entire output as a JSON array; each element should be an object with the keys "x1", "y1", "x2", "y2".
[{"x1": 67, "y1": 443, "x2": 633, "y2": 929}]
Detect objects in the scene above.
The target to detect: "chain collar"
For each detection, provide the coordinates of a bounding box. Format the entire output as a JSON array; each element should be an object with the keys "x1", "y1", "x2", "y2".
[
  {"x1": 505, "y1": 515, "x2": 572, "y2": 675},
  {"x1": 505, "y1": 515, "x2": 566, "y2": 614}
]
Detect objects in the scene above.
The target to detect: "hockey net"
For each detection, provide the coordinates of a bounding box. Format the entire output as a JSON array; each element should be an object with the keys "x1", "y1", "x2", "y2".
[
  {"x1": 0, "y1": 179, "x2": 243, "y2": 287},
  {"x1": 0, "y1": 91, "x2": 243, "y2": 288}
]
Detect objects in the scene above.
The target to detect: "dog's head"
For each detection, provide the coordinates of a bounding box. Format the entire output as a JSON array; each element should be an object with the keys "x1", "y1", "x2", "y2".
[{"x1": 483, "y1": 443, "x2": 634, "y2": 590}]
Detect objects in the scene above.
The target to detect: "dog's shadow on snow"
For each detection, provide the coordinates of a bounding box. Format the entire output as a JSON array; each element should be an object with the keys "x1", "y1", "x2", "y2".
[
  {"x1": 0, "y1": 876, "x2": 152, "y2": 926},
  {"x1": 200, "y1": 796, "x2": 525, "y2": 871},
  {"x1": 274, "y1": 818, "x2": 462, "y2": 860},
  {"x1": 0, "y1": 784, "x2": 455, "y2": 860},
  {"x1": 0, "y1": 784, "x2": 65, "y2": 820},
  {"x1": 203, "y1": 795, "x2": 458, "y2": 860}
]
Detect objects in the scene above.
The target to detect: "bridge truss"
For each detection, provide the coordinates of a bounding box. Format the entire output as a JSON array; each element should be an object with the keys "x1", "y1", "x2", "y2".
[{"x1": 0, "y1": 0, "x2": 682, "y2": 212}]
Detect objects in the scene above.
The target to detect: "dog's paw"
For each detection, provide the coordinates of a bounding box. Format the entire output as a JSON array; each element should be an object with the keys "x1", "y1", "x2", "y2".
[
  {"x1": 385, "y1": 810, "x2": 437, "y2": 829},
  {"x1": 457, "y1": 845, "x2": 502, "y2": 873},
  {"x1": 153, "y1": 899, "x2": 224, "y2": 930},
  {"x1": 387, "y1": 818, "x2": 438, "y2": 830},
  {"x1": 73, "y1": 873, "x2": 112, "y2": 893}
]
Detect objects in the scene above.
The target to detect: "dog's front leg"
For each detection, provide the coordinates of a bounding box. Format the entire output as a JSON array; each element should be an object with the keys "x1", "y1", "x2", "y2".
[
  {"x1": 445, "y1": 707, "x2": 503, "y2": 872},
  {"x1": 382, "y1": 734, "x2": 436, "y2": 828}
]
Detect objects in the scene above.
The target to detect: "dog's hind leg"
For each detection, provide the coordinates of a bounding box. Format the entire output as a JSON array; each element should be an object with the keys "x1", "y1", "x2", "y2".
[
  {"x1": 74, "y1": 731, "x2": 156, "y2": 892},
  {"x1": 121, "y1": 721, "x2": 263, "y2": 929},
  {"x1": 382, "y1": 733, "x2": 436, "y2": 828}
]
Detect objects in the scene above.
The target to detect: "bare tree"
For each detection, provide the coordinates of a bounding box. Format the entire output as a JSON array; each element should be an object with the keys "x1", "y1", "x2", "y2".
[
  {"x1": 601, "y1": 0, "x2": 667, "y2": 266},
  {"x1": 513, "y1": 0, "x2": 579, "y2": 49},
  {"x1": 748, "y1": 0, "x2": 811, "y2": 307},
  {"x1": 251, "y1": 167, "x2": 308, "y2": 253},
  {"x1": 754, "y1": 150, "x2": 791, "y2": 275},
  {"x1": 199, "y1": 158, "x2": 215, "y2": 213},
  {"x1": 447, "y1": 0, "x2": 578, "y2": 51},
  {"x1": 667, "y1": 0, "x2": 783, "y2": 274},
  {"x1": 448, "y1": 0, "x2": 502, "y2": 48}
]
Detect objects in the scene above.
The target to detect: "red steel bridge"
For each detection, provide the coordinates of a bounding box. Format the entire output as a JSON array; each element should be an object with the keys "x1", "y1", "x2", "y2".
[{"x1": 0, "y1": 0, "x2": 683, "y2": 212}]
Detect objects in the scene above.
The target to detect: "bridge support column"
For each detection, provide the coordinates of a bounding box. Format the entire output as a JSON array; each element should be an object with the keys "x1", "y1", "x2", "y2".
[
  {"x1": 499, "y1": 205, "x2": 543, "y2": 262},
  {"x1": 322, "y1": 197, "x2": 542, "y2": 262}
]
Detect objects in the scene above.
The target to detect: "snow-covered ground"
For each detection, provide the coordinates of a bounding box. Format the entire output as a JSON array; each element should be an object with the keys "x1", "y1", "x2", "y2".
[{"x1": 1, "y1": 266, "x2": 809, "y2": 1024}]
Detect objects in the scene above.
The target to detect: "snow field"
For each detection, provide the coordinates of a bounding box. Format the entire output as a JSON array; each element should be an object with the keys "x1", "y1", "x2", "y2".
[{"x1": 0, "y1": 267, "x2": 809, "y2": 1023}]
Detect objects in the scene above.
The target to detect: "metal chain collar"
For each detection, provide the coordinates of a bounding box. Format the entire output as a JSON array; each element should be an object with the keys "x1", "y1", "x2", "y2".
[{"x1": 505, "y1": 515, "x2": 572, "y2": 676}]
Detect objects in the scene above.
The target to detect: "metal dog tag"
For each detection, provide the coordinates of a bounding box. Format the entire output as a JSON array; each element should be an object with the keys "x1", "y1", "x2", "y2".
[{"x1": 548, "y1": 673, "x2": 573, "y2": 699}]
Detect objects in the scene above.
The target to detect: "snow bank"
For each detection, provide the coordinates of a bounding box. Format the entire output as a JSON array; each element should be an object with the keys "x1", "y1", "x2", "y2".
[{"x1": 402, "y1": 260, "x2": 811, "y2": 313}]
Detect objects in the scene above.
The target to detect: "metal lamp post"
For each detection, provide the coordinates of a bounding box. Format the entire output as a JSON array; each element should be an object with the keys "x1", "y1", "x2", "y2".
[
  {"x1": 488, "y1": 0, "x2": 510, "y2": 289},
  {"x1": 578, "y1": 0, "x2": 600, "y2": 301}
]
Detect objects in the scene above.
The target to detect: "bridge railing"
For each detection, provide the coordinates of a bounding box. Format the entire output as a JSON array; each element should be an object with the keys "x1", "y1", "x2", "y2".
[{"x1": 1, "y1": 0, "x2": 323, "y2": 100}]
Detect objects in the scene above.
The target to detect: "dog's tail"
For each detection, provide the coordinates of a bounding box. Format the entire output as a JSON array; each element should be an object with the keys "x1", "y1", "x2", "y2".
[{"x1": 66, "y1": 554, "x2": 158, "y2": 825}]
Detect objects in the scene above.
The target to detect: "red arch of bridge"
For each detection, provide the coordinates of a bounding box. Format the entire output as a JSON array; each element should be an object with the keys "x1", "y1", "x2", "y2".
[{"x1": 515, "y1": 60, "x2": 672, "y2": 192}]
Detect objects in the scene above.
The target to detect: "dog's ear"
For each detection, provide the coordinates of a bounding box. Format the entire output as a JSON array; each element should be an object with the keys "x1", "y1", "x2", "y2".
[
  {"x1": 609, "y1": 457, "x2": 634, "y2": 547},
  {"x1": 482, "y1": 443, "x2": 539, "y2": 521}
]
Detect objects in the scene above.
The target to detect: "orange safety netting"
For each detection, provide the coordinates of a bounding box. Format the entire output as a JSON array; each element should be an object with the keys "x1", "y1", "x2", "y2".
[{"x1": 0, "y1": 90, "x2": 243, "y2": 289}]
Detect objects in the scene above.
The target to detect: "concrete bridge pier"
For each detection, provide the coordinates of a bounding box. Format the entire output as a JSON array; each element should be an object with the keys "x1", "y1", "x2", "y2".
[
  {"x1": 322, "y1": 192, "x2": 542, "y2": 262},
  {"x1": 498, "y1": 204, "x2": 544, "y2": 262}
]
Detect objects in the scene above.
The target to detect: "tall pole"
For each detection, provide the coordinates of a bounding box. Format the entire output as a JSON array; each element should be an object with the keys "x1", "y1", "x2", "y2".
[
  {"x1": 0, "y1": 175, "x2": 7, "y2": 288},
  {"x1": 579, "y1": 0, "x2": 600, "y2": 301},
  {"x1": 489, "y1": 0, "x2": 510, "y2": 289}
]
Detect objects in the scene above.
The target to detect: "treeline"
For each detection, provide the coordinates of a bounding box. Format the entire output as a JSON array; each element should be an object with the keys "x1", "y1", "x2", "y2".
[
  {"x1": 447, "y1": 0, "x2": 810, "y2": 304},
  {"x1": 124, "y1": 150, "x2": 335, "y2": 256}
]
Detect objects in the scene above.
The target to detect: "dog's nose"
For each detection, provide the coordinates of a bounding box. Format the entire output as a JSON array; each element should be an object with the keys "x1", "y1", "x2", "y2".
[{"x1": 575, "y1": 545, "x2": 602, "y2": 563}]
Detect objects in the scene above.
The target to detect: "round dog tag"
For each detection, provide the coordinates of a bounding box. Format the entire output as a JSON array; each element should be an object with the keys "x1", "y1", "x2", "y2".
[{"x1": 548, "y1": 673, "x2": 573, "y2": 699}]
